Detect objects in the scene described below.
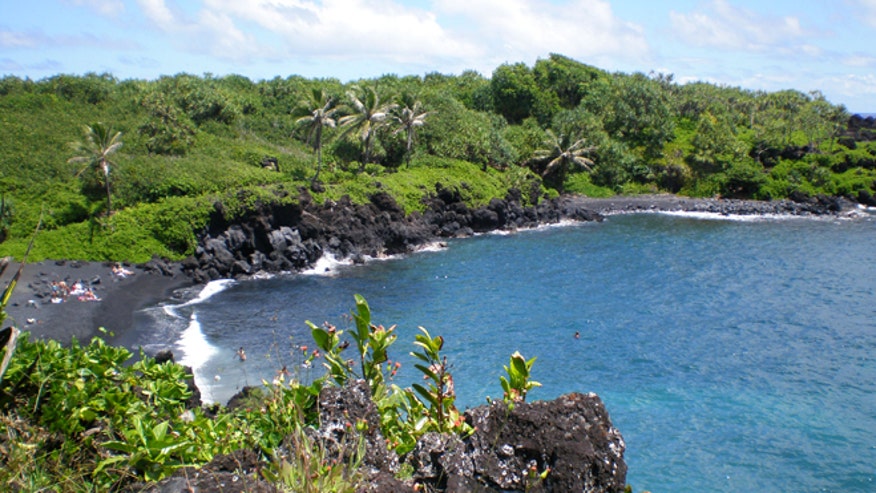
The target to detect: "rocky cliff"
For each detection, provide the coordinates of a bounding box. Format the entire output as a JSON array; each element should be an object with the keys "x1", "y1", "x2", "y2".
[
  {"x1": 130, "y1": 380, "x2": 627, "y2": 493},
  {"x1": 182, "y1": 186, "x2": 603, "y2": 283}
]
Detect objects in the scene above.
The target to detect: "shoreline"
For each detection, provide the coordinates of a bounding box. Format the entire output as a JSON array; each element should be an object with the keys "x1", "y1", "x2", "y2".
[
  {"x1": 2, "y1": 259, "x2": 193, "y2": 346},
  {"x1": 1, "y1": 193, "x2": 863, "y2": 348},
  {"x1": 564, "y1": 193, "x2": 862, "y2": 216}
]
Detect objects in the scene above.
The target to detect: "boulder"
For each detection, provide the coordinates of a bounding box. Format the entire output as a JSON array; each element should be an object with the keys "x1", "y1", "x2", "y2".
[
  {"x1": 312, "y1": 380, "x2": 400, "y2": 477},
  {"x1": 408, "y1": 393, "x2": 627, "y2": 493}
]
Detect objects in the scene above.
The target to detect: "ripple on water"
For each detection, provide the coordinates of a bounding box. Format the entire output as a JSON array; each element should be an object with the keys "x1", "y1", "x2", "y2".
[{"x1": 135, "y1": 213, "x2": 876, "y2": 492}]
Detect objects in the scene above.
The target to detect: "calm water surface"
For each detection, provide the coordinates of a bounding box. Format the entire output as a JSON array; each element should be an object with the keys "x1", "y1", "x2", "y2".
[{"x1": 133, "y1": 212, "x2": 876, "y2": 492}]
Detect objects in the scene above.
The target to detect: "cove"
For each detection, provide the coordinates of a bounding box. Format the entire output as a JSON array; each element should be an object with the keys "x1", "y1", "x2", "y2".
[{"x1": 133, "y1": 211, "x2": 876, "y2": 492}]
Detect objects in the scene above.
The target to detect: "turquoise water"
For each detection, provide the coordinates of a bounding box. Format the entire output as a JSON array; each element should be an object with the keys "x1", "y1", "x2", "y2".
[{"x1": 136, "y1": 212, "x2": 876, "y2": 492}]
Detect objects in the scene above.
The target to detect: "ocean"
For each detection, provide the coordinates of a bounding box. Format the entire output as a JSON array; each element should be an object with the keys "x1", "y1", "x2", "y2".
[{"x1": 130, "y1": 210, "x2": 876, "y2": 492}]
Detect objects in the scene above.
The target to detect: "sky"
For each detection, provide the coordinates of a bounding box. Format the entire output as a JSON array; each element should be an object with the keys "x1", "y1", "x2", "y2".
[{"x1": 2, "y1": 0, "x2": 875, "y2": 112}]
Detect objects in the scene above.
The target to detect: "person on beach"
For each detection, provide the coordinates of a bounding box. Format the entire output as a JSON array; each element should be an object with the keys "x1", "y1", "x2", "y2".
[
  {"x1": 50, "y1": 281, "x2": 64, "y2": 303},
  {"x1": 58, "y1": 281, "x2": 69, "y2": 299},
  {"x1": 112, "y1": 263, "x2": 134, "y2": 278},
  {"x1": 236, "y1": 347, "x2": 246, "y2": 362},
  {"x1": 69, "y1": 281, "x2": 86, "y2": 297},
  {"x1": 78, "y1": 288, "x2": 100, "y2": 302}
]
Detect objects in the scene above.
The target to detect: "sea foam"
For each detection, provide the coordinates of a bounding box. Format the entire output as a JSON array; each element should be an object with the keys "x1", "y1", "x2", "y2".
[
  {"x1": 175, "y1": 312, "x2": 220, "y2": 403},
  {"x1": 301, "y1": 253, "x2": 353, "y2": 276},
  {"x1": 164, "y1": 280, "x2": 234, "y2": 404},
  {"x1": 656, "y1": 210, "x2": 796, "y2": 222},
  {"x1": 162, "y1": 279, "x2": 236, "y2": 318}
]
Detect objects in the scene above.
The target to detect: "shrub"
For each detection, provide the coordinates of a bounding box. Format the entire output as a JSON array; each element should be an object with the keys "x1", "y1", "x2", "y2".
[
  {"x1": 0, "y1": 293, "x2": 540, "y2": 490},
  {"x1": 564, "y1": 172, "x2": 614, "y2": 197}
]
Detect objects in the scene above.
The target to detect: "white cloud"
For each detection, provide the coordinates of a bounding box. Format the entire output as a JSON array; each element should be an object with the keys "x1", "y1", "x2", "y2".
[
  {"x1": 132, "y1": 0, "x2": 261, "y2": 61},
  {"x1": 0, "y1": 30, "x2": 38, "y2": 48},
  {"x1": 842, "y1": 54, "x2": 876, "y2": 67},
  {"x1": 669, "y1": 0, "x2": 809, "y2": 52},
  {"x1": 799, "y1": 44, "x2": 823, "y2": 58},
  {"x1": 199, "y1": 0, "x2": 476, "y2": 64},
  {"x1": 63, "y1": 0, "x2": 125, "y2": 17},
  {"x1": 829, "y1": 73, "x2": 876, "y2": 96},
  {"x1": 855, "y1": 0, "x2": 876, "y2": 27},
  {"x1": 436, "y1": 0, "x2": 649, "y2": 70},
  {"x1": 804, "y1": 73, "x2": 876, "y2": 110},
  {"x1": 128, "y1": 0, "x2": 648, "y2": 75},
  {"x1": 137, "y1": 0, "x2": 181, "y2": 30}
]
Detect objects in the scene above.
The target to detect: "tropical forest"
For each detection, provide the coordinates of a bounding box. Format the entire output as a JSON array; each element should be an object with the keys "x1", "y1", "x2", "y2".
[{"x1": 0, "y1": 53, "x2": 874, "y2": 262}]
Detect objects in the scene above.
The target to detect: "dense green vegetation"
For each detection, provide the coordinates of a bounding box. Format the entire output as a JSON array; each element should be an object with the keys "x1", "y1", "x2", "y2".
[
  {"x1": 0, "y1": 295, "x2": 541, "y2": 491},
  {"x1": 1, "y1": 54, "x2": 874, "y2": 262}
]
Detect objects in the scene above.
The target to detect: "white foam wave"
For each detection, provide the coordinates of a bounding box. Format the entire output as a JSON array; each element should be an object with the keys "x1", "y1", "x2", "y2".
[
  {"x1": 301, "y1": 253, "x2": 353, "y2": 276},
  {"x1": 414, "y1": 241, "x2": 449, "y2": 253},
  {"x1": 176, "y1": 312, "x2": 219, "y2": 403},
  {"x1": 161, "y1": 279, "x2": 236, "y2": 318},
  {"x1": 657, "y1": 210, "x2": 802, "y2": 222},
  {"x1": 183, "y1": 279, "x2": 236, "y2": 306},
  {"x1": 540, "y1": 219, "x2": 583, "y2": 229},
  {"x1": 852, "y1": 204, "x2": 876, "y2": 216},
  {"x1": 304, "y1": 243, "x2": 453, "y2": 275},
  {"x1": 482, "y1": 219, "x2": 586, "y2": 236}
]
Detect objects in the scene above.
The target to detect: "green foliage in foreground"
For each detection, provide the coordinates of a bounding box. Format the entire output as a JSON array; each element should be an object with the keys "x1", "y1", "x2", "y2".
[{"x1": 0, "y1": 295, "x2": 542, "y2": 491}]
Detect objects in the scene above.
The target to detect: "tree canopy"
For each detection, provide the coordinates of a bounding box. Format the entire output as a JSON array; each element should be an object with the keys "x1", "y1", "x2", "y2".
[{"x1": 0, "y1": 54, "x2": 873, "y2": 261}]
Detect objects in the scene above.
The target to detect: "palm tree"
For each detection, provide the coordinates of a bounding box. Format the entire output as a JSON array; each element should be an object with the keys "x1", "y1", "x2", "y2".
[
  {"x1": 392, "y1": 92, "x2": 430, "y2": 166},
  {"x1": 68, "y1": 122, "x2": 123, "y2": 216},
  {"x1": 294, "y1": 88, "x2": 340, "y2": 185},
  {"x1": 531, "y1": 130, "x2": 596, "y2": 192},
  {"x1": 339, "y1": 86, "x2": 396, "y2": 171}
]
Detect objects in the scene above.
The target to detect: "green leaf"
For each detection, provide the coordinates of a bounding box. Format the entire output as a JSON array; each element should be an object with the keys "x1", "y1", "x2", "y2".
[
  {"x1": 510, "y1": 353, "x2": 528, "y2": 377},
  {"x1": 102, "y1": 440, "x2": 135, "y2": 454},
  {"x1": 412, "y1": 383, "x2": 438, "y2": 408},
  {"x1": 152, "y1": 421, "x2": 169, "y2": 442},
  {"x1": 353, "y1": 294, "x2": 371, "y2": 339},
  {"x1": 414, "y1": 363, "x2": 439, "y2": 383},
  {"x1": 500, "y1": 376, "x2": 510, "y2": 394},
  {"x1": 354, "y1": 294, "x2": 370, "y2": 320},
  {"x1": 309, "y1": 322, "x2": 330, "y2": 351},
  {"x1": 94, "y1": 455, "x2": 128, "y2": 476}
]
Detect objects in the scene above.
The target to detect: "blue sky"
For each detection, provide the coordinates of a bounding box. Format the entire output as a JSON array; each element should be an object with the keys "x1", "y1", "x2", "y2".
[{"x1": 2, "y1": 0, "x2": 875, "y2": 112}]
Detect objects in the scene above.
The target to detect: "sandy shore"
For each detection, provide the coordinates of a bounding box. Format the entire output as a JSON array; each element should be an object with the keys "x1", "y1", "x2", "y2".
[{"x1": 2, "y1": 260, "x2": 193, "y2": 345}]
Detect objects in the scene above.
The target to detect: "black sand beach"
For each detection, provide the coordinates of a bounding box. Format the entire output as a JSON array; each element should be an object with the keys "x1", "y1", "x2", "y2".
[{"x1": 2, "y1": 260, "x2": 192, "y2": 345}]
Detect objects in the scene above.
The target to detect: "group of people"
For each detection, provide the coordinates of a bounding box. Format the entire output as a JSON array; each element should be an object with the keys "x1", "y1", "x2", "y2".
[
  {"x1": 46, "y1": 264, "x2": 135, "y2": 304},
  {"x1": 49, "y1": 279, "x2": 100, "y2": 303}
]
